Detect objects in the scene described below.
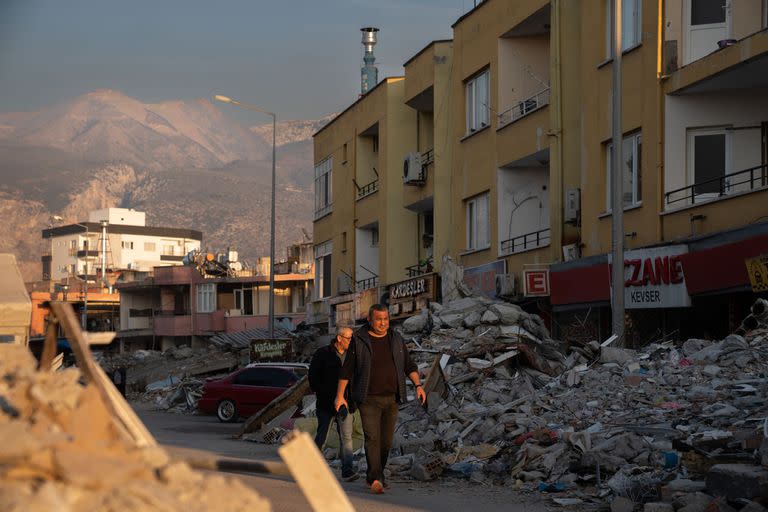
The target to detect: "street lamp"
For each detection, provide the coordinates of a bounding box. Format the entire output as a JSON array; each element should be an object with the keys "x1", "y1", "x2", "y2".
[{"x1": 214, "y1": 94, "x2": 277, "y2": 338}]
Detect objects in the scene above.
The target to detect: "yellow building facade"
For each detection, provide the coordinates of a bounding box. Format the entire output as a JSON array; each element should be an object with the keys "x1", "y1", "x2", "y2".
[{"x1": 313, "y1": 0, "x2": 768, "y2": 338}]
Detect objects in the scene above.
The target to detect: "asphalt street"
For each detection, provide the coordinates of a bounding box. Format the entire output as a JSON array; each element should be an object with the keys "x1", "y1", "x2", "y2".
[{"x1": 135, "y1": 404, "x2": 548, "y2": 512}]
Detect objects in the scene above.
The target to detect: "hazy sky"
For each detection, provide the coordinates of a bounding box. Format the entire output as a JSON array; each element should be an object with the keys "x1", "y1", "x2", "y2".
[{"x1": 0, "y1": 0, "x2": 470, "y2": 120}]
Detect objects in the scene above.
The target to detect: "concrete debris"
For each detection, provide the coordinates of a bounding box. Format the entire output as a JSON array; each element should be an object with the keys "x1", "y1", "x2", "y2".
[
  {"x1": 391, "y1": 296, "x2": 768, "y2": 509},
  {"x1": 0, "y1": 344, "x2": 271, "y2": 512}
]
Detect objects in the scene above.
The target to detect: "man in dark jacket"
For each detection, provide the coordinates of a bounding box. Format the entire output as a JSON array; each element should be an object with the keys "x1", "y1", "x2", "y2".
[
  {"x1": 335, "y1": 304, "x2": 425, "y2": 494},
  {"x1": 308, "y1": 324, "x2": 357, "y2": 481}
]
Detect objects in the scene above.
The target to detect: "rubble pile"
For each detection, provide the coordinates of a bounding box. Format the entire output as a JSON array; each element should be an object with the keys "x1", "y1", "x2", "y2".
[
  {"x1": 100, "y1": 345, "x2": 238, "y2": 396},
  {"x1": 392, "y1": 297, "x2": 768, "y2": 509},
  {"x1": 0, "y1": 344, "x2": 271, "y2": 512}
]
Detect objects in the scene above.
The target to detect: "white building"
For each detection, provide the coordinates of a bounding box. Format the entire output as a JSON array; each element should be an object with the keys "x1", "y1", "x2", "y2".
[{"x1": 42, "y1": 208, "x2": 203, "y2": 282}]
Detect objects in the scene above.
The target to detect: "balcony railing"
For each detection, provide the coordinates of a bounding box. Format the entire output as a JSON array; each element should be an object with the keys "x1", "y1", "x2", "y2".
[
  {"x1": 500, "y1": 227, "x2": 551, "y2": 255},
  {"x1": 314, "y1": 203, "x2": 333, "y2": 220},
  {"x1": 665, "y1": 164, "x2": 768, "y2": 208},
  {"x1": 498, "y1": 87, "x2": 550, "y2": 129},
  {"x1": 356, "y1": 276, "x2": 379, "y2": 291},
  {"x1": 357, "y1": 179, "x2": 379, "y2": 200},
  {"x1": 405, "y1": 258, "x2": 433, "y2": 278},
  {"x1": 76, "y1": 250, "x2": 99, "y2": 258}
]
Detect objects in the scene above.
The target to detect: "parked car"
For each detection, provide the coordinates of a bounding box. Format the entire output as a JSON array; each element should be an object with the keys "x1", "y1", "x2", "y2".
[{"x1": 197, "y1": 363, "x2": 308, "y2": 423}]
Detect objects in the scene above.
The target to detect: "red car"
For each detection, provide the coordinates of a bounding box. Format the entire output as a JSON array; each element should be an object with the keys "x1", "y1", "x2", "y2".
[{"x1": 198, "y1": 363, "x2": 308, "y2": 422}]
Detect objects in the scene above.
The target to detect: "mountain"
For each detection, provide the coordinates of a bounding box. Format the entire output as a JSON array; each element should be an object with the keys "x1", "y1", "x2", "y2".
[{"x1": 0, "y1": 90, "x2": 331, "y2": 281}]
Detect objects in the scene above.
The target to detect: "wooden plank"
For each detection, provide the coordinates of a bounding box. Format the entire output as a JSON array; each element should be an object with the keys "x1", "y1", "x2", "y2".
[
  {"x1": 237, "y1": 376, "x2": 309, "y2": 437},
  {"x1": 422, "y1": 355, "x2": 443, "y2": 397},
  {"x1": 38, "y1": 321, "x2": 58, "y2": 371},
  {"x1": 278, "y1": 431, "x2": 354, "y2": 512},
  {"x1": 50, "y1": 302, "x2": 157, "y2": 448}
]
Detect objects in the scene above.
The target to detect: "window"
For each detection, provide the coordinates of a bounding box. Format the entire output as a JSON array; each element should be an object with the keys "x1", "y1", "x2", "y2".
[
  {"x1": 691, "y1": 0, "x2": 726, "y2": 25},
  {"x1": 465, "y1": 192, "x2": 490, "y2": 251},
  {"x1": 162, "y1": 245, "x2": 175, "y2": 256},
  {"x1": 144, "y1": 242, "x2": 156, "y2": 252},
  {"x1": 606, "y1": 132, "x2": 643, "y2": 209},
  {"x1": 314, "y1": 156, "x2": 333, "y2": 218},
  {"x1": 372, "y1": 136, "x2": 379, "y2": 153},
  {"x1": 465, "y1": 69, "x2": 490, "y2": 134},
  {"x1": 341, "y1": 231, "x2": 347, "y2": 252},
  {"x1": 121, "y1": 241, "x2": 134, "y2": 250},
  {"x1": 314, "y1": 240, "x2": 332, "y2": 299},
  {"x1": 606, "y1": 0, "x2": 642, "y2": 57},
  {"x1": 197, "y1": 283, "x2": 216, "y2": 313},
  {"x1": 342, "y1": 143, "x2": 348, "y2": 163}
]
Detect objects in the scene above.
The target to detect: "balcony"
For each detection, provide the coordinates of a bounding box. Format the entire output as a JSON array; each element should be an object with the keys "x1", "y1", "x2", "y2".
[
  {"x1": 356, "y1": 179, "x2": 379, "y2": 200},
  {"x1": 498, "y1": 87, "x2": 550, "y2": 129},
  {"x1": 356, "y1": 276, "x2": 379, "y2": 291},
  {"x1": 406, "y1": 258, "x2": 433, "y2": 278},
  {"x1": 665, "y1": 164, "x2": 768, "y2": 210},
  {"x1": 500, "y1": 227, "x2": 550, "y2": 256},
  {"x1": 76, "y1": 250, "x2": 99, "y2": 258}
]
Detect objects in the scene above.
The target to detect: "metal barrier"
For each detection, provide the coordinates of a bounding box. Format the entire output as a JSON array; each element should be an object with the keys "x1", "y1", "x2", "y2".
[
  {"x1": 500, "y1": 228, "x2": 550, "y2": 255},
  {"x1": 665, "y1": 163, "x2": 768, "y2": 208},
  {"x1": 498, "y1": 87, "x2": 550, "y2": 128}
]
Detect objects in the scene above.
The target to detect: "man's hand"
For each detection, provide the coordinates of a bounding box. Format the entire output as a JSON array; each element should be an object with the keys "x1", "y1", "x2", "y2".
[
  {"x1": 334, "y1": 395, "x2": 348, "y2": 412},
  {"x1": 415, "y1": 385, "x2": 426, "y2": 404}
]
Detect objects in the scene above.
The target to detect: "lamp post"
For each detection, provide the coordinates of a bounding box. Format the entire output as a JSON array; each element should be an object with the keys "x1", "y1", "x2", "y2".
[{"x1": 214, "y1": 94, "x2": 277, "y2": 338}]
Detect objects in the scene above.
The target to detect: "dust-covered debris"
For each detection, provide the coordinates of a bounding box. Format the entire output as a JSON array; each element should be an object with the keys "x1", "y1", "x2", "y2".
[
  {"x1": 0, "y1": 344, "x2": 272, "y2": 512},
  {"x1": 390, "y1": 296, "x2": 768, "y2": 509}
]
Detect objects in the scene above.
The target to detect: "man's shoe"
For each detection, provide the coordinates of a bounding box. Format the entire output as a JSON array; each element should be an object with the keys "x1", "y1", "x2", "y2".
[
  {"x1": 342, "y1": 471, "x2": 359, "y2": 482},
  {"x1": 370, "y1": 480, "x2": 384, "y2": 494}
]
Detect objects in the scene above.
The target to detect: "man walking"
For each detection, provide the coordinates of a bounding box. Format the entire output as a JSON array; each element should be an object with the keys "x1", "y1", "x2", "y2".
[
  {"x1": 308, "y1": 325, "x2": 357, "y2": 481},
  {"x1": 335, "y1": 304, "x2": 426, "y2": 494}
]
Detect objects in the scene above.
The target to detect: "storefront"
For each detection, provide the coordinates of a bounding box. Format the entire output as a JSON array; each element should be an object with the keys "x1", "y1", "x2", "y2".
[
  {"x1": 550, "y1": 222, "x2": 768, "y2": 344},
  {"x1": 386, "y1": 273, "x2": 439, "y2": 320}
]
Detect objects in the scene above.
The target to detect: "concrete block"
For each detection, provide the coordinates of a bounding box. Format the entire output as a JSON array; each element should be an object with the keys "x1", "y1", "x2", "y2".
[
  {"x1": 600, "y1": 347, "x2": 636, "y2": 365},
  {"x1": 706, "y1": 464, "x2": 768, "y2": 500}
]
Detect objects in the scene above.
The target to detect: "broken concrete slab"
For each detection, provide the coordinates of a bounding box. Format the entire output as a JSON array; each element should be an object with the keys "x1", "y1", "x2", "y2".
[
  {"x1": 600, "y1": 347, "x2": 636, "y2": 365},
  {"x1": 706, "y1": 464, "x2": 768, "y2": 500}
]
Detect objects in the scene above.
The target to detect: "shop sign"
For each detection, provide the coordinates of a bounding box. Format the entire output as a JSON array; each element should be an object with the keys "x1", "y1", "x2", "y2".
[
  {"x1": 463, "y1": 260, "x2": 506, "y2": 298},
  {"x1": 386, "y1": 274, "x2": 437, "y2": 319},
  {"x1": 250, "y1": 338, "x2": 292, "y2": 362},
  {"x1": 746, "y1": 254, "x2": 768, "y2": 293},
  {"x1": 523, "y1": 269, "x2": 550, "y2": 297},
  {"x1": 389, "y1": 277, "x2": 429, "y2": 300},
  {"x1": 619, "y1": 245, "x2": 691, "y2": 309}
]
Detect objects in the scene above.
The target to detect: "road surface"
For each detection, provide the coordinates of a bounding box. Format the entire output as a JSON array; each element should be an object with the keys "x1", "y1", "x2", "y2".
[{"x1": 135, "y1": 404, "x2": 548, "y2": 512}]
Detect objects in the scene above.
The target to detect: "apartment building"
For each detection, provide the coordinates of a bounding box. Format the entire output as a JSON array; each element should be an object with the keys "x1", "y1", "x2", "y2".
[
  {"x1": 42, "y1": 208, "x2": 202, "y2": 283},
  {"x1": 449, "y1": 0, "x2": 564, "y2": 302},
  {"x1": 311, "y1": 77, "x2": 421, "y2": 326},
  {"x1": 117, "y1": 258, "x2": 313, "y2": 352},
  {"x1": 313, "y1": 0, "x2": 768, "y2": 339},
  {"x1": 550, "y1": 0, "x2": 768, "y2": 343}
]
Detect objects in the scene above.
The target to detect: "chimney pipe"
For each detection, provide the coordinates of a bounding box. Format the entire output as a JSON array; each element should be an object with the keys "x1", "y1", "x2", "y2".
[{"x1": 360, "y1": 27, "x2": 379, "y2": 95}]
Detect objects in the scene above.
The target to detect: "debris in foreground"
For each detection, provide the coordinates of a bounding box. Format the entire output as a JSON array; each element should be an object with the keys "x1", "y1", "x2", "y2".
[{"x1": 391, "y1": 296, "x2": 768, "y2": 509}]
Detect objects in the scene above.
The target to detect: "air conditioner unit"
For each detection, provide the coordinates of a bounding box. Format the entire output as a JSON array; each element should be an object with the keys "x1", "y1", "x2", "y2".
[
  {"x1": 403, "y1": 152, "x2": 422, "y2": 184},
  {"x1": 495, "y1": 273, "x2": 516, "y2": 297}
]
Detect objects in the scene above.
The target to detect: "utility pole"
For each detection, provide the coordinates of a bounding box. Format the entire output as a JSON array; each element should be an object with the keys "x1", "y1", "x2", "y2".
[{"x1": 611, "y1": 0, "x2": 626, "y2": 343}]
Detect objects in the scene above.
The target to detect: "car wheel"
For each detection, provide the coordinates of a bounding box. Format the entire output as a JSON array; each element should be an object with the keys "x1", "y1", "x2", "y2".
[{"x1": 217, "y1": 399, "x2": 238, "y2": 423}]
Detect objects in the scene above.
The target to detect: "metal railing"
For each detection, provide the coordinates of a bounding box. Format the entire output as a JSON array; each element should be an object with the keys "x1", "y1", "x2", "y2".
[
  {"x1": 500, "y1": 227, "x2": 551, "y2": 255},
  {"x1": 313, "y1": 203, "x2": 333, "y2": 220},
  {"x1": 355, "y1": 276, "x2": 378, "y2": 291},
  {"x1": 357, "y1": 179, "x2": 379, "y2": 200},
  {"x1": 665, "y1": 164, "x2": 768, "y2": 208},
  {"x1": 498, "y1": 87, "x2": 551, "y2": 128},
  {"x1": 405, "y1": 258, "x2": 433, "y2": 278}
]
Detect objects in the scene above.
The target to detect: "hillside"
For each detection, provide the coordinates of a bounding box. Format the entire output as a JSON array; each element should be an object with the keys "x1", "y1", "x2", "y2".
[{"x1": 0, "y1": 90, "x2": 330, "y2": 281}]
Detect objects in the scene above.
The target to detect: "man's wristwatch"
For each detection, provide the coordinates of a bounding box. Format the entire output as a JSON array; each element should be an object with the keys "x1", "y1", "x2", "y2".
[{"x1": 415, "y1": 384, "x2": 423, "y2": 388}]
